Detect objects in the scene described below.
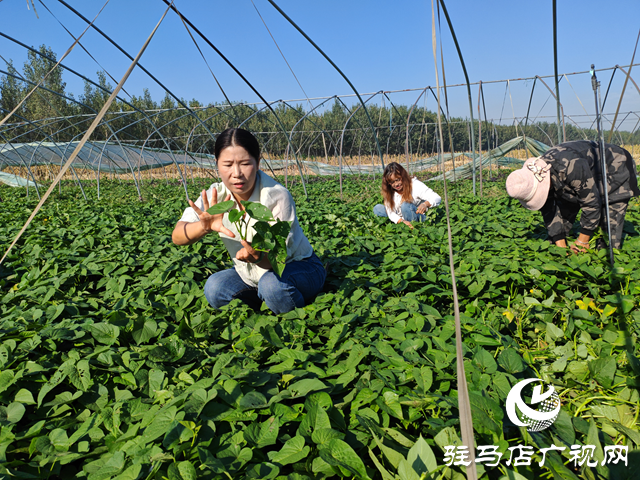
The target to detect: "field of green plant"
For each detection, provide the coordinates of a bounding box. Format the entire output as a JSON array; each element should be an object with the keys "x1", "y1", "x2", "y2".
[{"x1": 1, "y1": 174, "x2": 640, "y2": 480}]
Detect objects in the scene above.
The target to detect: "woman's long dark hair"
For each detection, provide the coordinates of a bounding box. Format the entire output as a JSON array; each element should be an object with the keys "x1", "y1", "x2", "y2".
[
  {"x1": 214, "y1": 127, "x2": 261, "y2": 162},
  {"x1": 382, "y1": 162, "x2": 413, "y2": 209}
]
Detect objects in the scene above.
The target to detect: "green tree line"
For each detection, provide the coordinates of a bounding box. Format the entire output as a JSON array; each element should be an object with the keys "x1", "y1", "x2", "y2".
[{"x1": 2, "y1": 45, "x2": 640, "y2": 158}]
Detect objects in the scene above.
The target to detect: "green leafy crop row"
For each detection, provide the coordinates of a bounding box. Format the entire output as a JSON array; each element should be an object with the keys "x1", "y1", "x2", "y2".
[{"x1": 0, "y1": 175, "x2": 639, "y2": 480}]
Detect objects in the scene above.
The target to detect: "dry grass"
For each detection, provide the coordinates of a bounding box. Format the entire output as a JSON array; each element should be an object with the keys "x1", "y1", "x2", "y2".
[{"x1": 4, "y1": 145, "x2": 639, "y2": 184}]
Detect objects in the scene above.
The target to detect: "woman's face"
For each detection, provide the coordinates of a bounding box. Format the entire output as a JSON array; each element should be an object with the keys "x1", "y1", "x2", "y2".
[
  {"x1": 387, "y1": 174, "x2": 403, "y2": 193},
  {"x1": 217, "y1": 145, "x2": 259, "y2": 202}
]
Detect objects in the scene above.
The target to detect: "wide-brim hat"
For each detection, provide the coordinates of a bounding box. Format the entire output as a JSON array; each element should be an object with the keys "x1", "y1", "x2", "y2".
[{"x1": 505, "y1": 157, "x2": 551, "y2": 211}]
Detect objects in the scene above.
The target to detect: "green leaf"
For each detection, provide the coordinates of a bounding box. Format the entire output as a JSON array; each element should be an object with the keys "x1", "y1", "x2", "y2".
[
  {"x1": 588, "y1": 356, "x2": 617, "y2": 389},
  {"x1": 298, "y1": 395, "x2": 331, "y2": 440},
  {"x1": 545, "y1": 322, "x2": 565, "y2": 342},
  {"x1": 244, "y1": 416, "x2": 279, "y2": 448},
  {"x1": 177, "y1": 461, "x2": 197, "y2": 480},
  {"x1": 412, "y1": 366, "x2": 433, "y2": 395},
  {"x1": 0, "y1": 402, "x2": 25, "y2": 424},
  {"x1": 89, "y1": 323, "x2": 120, "y2": 346},
  {"x1": 206, "y1": 200, "x2": 235, "y2": 215},
  {"x1": 242, "y1": 201, "x2": 275, "y2": 222},
  {"x1": 14, "y1": 389, "x2": 35, "y2": 405},
  {"x1": 132, "y1": 319, "x2": 157, "y2": 345},
  {"x1": 289, "y1": 378, "x2": 326, "y2": 398},
  {"x1": 311, "y1": 428, "x2": 345, "y2": 446},
  {"x1": 142, "y1": 406, "x2": 179, "y2": 443},
  {"x1": 268, "y1": 435, "x2": 310, "y2": 466},
  {"x1": 245, "y1": 462, "x2": 280, "y2": 479},
  {"x1": 379, "y1": 391, "x2": 403, "y2": 420},
  {"x1": 49, "y1": 428, "x2": 69, "y2": 451},
  {"x1": 228, "y1": 208, "x2": 243, "y2": 224},
  {"x1": 473, "y1": 348, "x2": 498, "y2": 374},
  {"x1": 319, "y1": 439, "x2": 371, "y2": 480},
  {"x1": 497, "y1": 348, "x2": 525, "y2": 374},
  {"x1": 407, "y1": 436, "x2": 437, "y2": 474},
  {"x1": 113, "y1": 463, "x2": 143, "y2": 480},
  {"x1": 87, "y1": 451, "x2": 125, "y2": 480}
]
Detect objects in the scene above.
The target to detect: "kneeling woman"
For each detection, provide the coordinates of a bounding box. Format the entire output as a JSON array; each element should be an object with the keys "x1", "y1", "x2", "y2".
[
  {"x1": 373, "y1": 162, "x2": 441, "y2": 227},
  {"x1": 172, "y1": 128, "x2": 326, "y2": 314}
]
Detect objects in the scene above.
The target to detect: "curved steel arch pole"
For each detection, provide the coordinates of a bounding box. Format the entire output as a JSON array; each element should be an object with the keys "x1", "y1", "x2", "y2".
[
  {"x1": 0, "y1": 105, "x2": 90, "y2": 199},
  {"x1": 535, "y1": 75, "x2": 566, "y2": 144},
  {"x1": 405, "y1": 88, "x2": 427, "y2": 171},
  {"x1": 476, "y1": 83, "x2": 483, "y2": 196},
  {"x1": 266, "y1": 0, "x2": 384, "y2": 170},
  {"x1": 601, "y1": 66, "x2": 619, "y2": 111},
  {"x1": 159, "y1": 0, "x2": 307, "y2": 197},
  {"x1": 479, "y1": 82, "x2": 492, "y2": 176},
  {"x1": 334, "y1": 95, "x2": 382, "y2": 171},
  {"x1": 339, "y1": 92, "x2": 380, "y2": 197},
  {"x1": 552, "y1": 0, "x2": 564, "y2": 143},
  {"x1": 281, "y1": 98, "x2": 338, "y2": 181},
  {"x1": 0, "y1": 125, "x2": 42, "y2": 196},
  {"x1": 0, "y1": 0, "x2": 109, "y2": 128},
  {"x1": 383, "y1": 92, "x2": 408, "y2": 162},
  {"x1": 608, "y1": 31, "x2": 640, "y2": 142},
  {"x1": 0, "y1": 38, "x2": 177, "y2": 198},
  {"x1": 0, "y1": 1, "x2": 171, "y2": 266},
  {"x1": 523, "y1": 77, "x2": 538, "y2": 136},
  {"x1": 438, "y1": 0, "x2": 477, "y2": 195},
  {"x1": 56, "y1": 0, "x2": 222, "y2": 151},
  {"x1": 137, "y1": 108, "x2": 212, "y2": 186}
]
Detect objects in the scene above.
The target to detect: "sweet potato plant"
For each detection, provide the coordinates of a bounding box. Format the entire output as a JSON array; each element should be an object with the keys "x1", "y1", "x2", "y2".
[{"x1": 0, "y1": 175, "x2": 639, "y2": 479}]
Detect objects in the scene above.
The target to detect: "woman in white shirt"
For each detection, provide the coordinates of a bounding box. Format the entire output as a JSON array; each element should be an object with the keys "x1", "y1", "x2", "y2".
[
  {"x1": 373, "y1": 162, "x2": 441, "y2": 227},
  {"x1": 172, "y1": 128, "x2": 325, "y2": 314}
]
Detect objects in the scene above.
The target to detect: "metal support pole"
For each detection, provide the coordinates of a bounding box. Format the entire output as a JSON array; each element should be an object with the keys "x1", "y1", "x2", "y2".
[
  {"x1": 553, "y1": 0, "x2": 564, "y2": 143},
  {"x1": 591, "y1": 64, "x2": 615, "y2": 266}
]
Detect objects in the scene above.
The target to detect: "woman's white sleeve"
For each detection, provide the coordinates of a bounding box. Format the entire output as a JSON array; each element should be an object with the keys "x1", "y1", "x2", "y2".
[
  {"x1": 386, "y1": 204, "x2": 400, "y2": 223},
  {"x1": 414, "y1": 180, "x2": 441, "y2": 207}
]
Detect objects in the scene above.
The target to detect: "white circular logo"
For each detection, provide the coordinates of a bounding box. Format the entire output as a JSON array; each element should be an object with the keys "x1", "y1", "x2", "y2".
[{"x1": 505, "y1": 378, "x2": 561, "y2": 432}]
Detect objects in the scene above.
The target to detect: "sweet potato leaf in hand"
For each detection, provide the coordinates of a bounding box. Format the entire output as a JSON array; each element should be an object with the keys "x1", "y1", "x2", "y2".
[
  {"x1": 242, "y1": 201, "x2": 275, "y2": 222},
  {"x1": 252, "y1": 219, "x2": 292, "y2": 277},
  {"x1": 206, "y1": 199, "x2": 235, "y2": 216}
]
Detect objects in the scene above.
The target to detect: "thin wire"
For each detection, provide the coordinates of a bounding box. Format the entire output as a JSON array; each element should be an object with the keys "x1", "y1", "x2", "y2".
[
  {"x1": 37, "y1": 0, "x2": 131, "y2": 99},
  {"x1": 250, "y1": 0, "x2": 313, "y2": 112},
  {"x1": 0, "y1": 0, "x2": 110, "y2": 128}
]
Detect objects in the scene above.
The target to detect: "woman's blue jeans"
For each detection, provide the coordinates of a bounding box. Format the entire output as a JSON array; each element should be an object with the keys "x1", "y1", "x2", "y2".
[
  {"x1": 373, "y1": 201, "x2": 425, "y2": 222},
  {"x1": 204, "y1": 253, "x2": 326, "y2": 314}
]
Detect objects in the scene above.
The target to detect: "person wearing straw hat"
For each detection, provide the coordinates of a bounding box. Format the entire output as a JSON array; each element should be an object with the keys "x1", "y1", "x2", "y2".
[{"x1": 506, "y1": 140, "x2": 639, "y2": 253}]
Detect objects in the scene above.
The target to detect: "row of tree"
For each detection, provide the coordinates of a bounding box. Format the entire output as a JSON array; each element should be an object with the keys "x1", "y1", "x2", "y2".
[{"x1": 2, "y1": 45, "x2": 639, "y2": 159}]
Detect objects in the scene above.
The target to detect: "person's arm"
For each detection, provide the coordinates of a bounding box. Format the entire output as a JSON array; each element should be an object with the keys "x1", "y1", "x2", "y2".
[
  {"x1": 413, "y1": 179, "x2": 441, "y2": 213},
  {"x1": 385, "y1": 204, "x2": 402, "y2": 224},
  {"x1": 173, "y1": 220, "x2": 210, "y2": 246},
  {"x1": 540, "y1": 193, "x2": 568, "y2": 247}
]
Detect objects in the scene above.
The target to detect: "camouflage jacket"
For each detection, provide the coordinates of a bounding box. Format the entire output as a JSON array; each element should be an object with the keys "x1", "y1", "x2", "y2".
[{"x1": 538, "y1": 140, "x2": 639, "y2": 242}]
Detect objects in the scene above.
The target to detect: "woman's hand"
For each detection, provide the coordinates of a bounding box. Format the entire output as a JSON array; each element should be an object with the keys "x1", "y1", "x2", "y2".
[
  {"x1": 236, "y1": 240, "x2": 272, "y2": 269},
  {"x1": 399, "y1": 219, "x2": 414, "y2": 229},
  {"x1": 236, "y1": 240, "x2": 261, "y2": 263},
  {"x1": 416, "y1": 201, "x2": 431, "y2": 214},
  {"x1": 570, "y1": 237, "x2": 590, "y2": 254},
  {"x1": 189, "y1": 189, "x2": 235, "y2": 237}
]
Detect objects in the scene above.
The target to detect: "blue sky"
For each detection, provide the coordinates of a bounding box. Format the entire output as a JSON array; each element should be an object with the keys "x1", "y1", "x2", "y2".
[{"x1": 1, "y1": 0, "x2": 639, "y2": 131}]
